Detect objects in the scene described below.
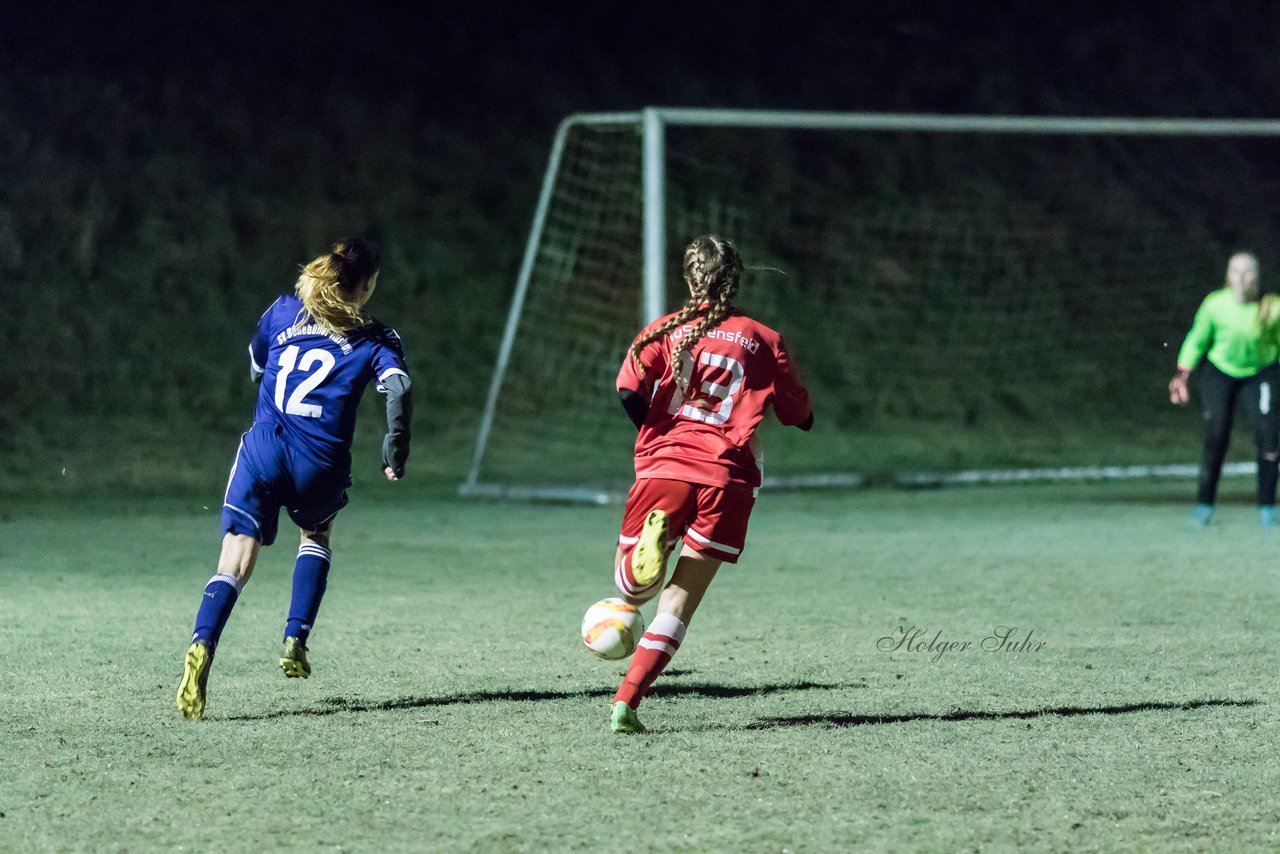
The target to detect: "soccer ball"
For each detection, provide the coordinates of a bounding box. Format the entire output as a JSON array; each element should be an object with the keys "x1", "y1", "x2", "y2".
[{"x1": 581, "y1": 598, "x2": 644, "y2": 660}]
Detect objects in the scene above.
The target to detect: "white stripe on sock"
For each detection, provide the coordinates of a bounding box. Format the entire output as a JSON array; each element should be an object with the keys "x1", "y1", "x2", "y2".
[
  {"x1": 207, "y1": 573, "x2": 243, "y2": 594},
  {"x1": 637, "y1": 637, "x2": 679, "y2": 655},
  {"x1": 648, "y1": 613, "x2": 687, "y2": 645}
]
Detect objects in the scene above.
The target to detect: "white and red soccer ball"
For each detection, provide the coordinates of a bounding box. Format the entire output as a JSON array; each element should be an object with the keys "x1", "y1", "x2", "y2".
[{"x1": 580, "y1": 598, "x2": 644, "y2": 660}]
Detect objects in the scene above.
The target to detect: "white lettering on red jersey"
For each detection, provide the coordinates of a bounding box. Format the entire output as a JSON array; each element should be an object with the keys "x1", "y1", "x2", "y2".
[{"x1": 616, "y1": 308, "x2": 812, "y2": 489}]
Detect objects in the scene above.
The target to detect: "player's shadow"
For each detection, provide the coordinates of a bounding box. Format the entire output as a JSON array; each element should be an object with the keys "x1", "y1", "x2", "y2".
[
  {"x1": 224, "y1": 679, "x2": 864, "y2": 722},
  {"x1": 741, "y1": 697, "x2": 1258, "y2": 730}
]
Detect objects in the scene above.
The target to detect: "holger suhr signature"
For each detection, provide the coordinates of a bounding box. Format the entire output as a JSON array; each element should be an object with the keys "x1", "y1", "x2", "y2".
[{"x1": 877, "y1": 625, "x2": 1046, "y2": 662}]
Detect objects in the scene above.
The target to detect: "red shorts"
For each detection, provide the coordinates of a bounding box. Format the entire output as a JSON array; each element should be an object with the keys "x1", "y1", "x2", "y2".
[{"x1": 617, "y1": 477, "x2": 756, "y2": 564}]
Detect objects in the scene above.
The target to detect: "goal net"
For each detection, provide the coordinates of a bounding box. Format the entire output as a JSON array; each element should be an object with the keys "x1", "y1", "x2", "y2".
[{"x1": 462, "y1": 110, "x2": 1280, "y2": 501}]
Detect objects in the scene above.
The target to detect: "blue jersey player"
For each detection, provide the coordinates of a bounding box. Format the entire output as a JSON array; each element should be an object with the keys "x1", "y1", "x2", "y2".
[{"x1": 177, "y1": 237, "x2": 413, "y2": 720}]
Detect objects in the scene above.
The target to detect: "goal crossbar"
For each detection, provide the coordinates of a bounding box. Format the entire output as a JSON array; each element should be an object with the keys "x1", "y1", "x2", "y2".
[{"x1": 460, "y1": 109, "x2": 1280, "y2": 501}]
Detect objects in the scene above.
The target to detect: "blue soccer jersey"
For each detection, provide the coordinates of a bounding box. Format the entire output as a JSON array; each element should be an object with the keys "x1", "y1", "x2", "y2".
[{"x1": 248, "y1": 295, "x2": 409, "y2": 472}]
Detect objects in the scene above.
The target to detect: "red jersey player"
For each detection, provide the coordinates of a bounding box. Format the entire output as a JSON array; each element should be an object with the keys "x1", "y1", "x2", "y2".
[{"x1": 607, "y1": 234, "x2": 813, "y2": 734}]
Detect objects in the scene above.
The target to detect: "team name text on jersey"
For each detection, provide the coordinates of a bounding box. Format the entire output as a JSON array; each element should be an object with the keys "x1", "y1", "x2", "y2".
[
  {"x1": 669, "y1": 324, "x2": 761, "y2": 354},
  {"x1": 276, "y1": 323, "x2": 354, "y2": 354}
]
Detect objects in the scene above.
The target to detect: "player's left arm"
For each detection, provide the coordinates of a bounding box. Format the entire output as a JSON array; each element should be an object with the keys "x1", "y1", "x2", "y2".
[
  {"x1": 615, "y1": 336, "x2": 665, "y2": 431},
  {"x1": 373, "y1": 329, "x2": 413, "y2": 480},
  {"x1": 772, "y1": 336, "x2": 814, "y2": 431}
]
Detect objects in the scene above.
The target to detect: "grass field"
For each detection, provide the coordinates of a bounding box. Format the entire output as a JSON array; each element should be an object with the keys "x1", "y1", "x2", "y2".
[{"x1": 3, "y1": 480, "x2": 1278, "y2": 851}]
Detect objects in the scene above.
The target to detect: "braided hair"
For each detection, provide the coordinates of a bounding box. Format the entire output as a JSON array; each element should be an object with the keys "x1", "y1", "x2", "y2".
[
  {"x1": 629, "y1": 235, "x2": 744, "y2": 390},
  {"x1": 295, "y1": 237, "x2": 381, "y2": 333}
]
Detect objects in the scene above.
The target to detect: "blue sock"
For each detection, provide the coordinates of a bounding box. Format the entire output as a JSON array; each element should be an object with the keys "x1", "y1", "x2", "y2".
[
  {"x1": 192, "y1": 574, "x2": 241, "y2": 651},
  {"x1": 285, "y1": 543, "x2": 331, "y2": 644}
]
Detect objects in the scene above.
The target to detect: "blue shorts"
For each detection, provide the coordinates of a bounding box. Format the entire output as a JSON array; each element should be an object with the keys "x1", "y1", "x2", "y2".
[{"x1": 221, "y1": 423, "x2": 350, "y2": 546}]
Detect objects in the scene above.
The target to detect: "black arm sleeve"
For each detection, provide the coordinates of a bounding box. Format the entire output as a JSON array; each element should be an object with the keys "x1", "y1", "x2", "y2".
[
  {"x1": 381, "y1": 374, "x2": 413, "y2": 477},
  {"x1": 618, "y1": 388, "x2": 649, "y2": 431}
]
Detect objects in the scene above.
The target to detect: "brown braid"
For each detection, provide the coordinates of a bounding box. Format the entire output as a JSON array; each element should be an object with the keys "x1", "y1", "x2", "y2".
[
  {"x1": 670, "y1": 286, "x2": 736, "y2": 389},
  {"x1": 628, "y1": 295, "x2": 702, "y2": 365},
  {"x1": 628, "y1": 235, "x2": 743, "y2": 389}
]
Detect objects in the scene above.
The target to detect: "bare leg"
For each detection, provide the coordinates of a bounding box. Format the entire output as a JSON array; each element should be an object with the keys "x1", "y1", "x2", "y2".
[
  {"x1": 216, "y1": 533, "x2": 261, "y2": 587},
  {"x1": 613, "y1": 545, "x2": 722, "y2": 714},
  {"x1": 655, "y1": 545, "x2": 721, "y2": 624},
  {"x1": 301, "y1": 527, "x2": 331, "y2": 549}
]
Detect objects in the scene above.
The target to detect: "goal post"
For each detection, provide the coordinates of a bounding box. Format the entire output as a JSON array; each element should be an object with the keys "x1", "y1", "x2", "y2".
[
  {"x1": 461, "y1": 109, "x2": 1280, "y2": 502},
  {"x1": 461, "y1": 111, "x2": 645, "y2": 504}
]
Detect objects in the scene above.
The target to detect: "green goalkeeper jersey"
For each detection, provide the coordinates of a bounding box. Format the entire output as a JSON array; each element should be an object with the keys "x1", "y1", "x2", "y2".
[{"x1": 1177, "y1": 288, "x2": 1279, "y2": 378}]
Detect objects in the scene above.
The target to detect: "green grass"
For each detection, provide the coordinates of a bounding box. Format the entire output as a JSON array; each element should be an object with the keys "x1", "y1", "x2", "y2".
[{"x1": 2, "y1": 481, "x2": 1278, "y2": 851}]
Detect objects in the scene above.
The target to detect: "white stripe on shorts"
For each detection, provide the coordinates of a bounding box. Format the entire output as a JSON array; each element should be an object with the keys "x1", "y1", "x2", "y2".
[
  {"x1": 685, "y1": 527, "x2": 741, "y2": 555},
  {"x1": 223, "y1": 435, "x2": 248, "y2": 504},
  {"x1": 222, "y1": 502, "x2": 261, "y2": 535}
]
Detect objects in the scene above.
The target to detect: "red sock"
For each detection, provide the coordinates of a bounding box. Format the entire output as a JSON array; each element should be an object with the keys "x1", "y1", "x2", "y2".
[{"x1": 613, "y1": 613, "x2": 687, "y2": 709}]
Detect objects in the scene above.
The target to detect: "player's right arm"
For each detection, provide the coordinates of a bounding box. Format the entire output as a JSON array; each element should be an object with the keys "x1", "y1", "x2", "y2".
[
  {"x1": 1171, "y1": 294, "x2": 1215, "y2": 404},
  {"x1": 380, "y1": 375, "x2": 412, "y2": 480},
  {"x1": 372, "y1": 328, "x2": 412, "y2": 481}
]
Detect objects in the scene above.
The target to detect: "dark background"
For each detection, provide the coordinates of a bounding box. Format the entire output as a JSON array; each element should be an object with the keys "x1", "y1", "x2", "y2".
[{"x1": 2, "y1": 1, "x2": 1278, "y2": 497}]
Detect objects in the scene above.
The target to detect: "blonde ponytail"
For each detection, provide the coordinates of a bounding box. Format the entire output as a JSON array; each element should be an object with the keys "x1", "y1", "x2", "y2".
[{"x1": 294, "y1": 237, "x2": 380, "y2": 333}]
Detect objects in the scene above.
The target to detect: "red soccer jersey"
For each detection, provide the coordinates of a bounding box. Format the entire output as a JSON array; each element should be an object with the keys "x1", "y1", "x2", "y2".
[{"x1": 616, "y1": 307, "x2": 812, "y2": 489}]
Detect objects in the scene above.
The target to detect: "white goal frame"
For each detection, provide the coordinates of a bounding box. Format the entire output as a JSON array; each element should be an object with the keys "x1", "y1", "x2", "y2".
[{"x1": 461, "y1": 109, "x2": 1280, "y2": 502}]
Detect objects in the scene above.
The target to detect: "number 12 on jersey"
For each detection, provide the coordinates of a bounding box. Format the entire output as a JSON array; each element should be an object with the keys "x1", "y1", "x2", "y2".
[
  {"x1": 274, "y1": 345, "x2": 334, "y2": 418},
  {"x1": 668, "y1": 352, "x2": 744, "y2": 425}
]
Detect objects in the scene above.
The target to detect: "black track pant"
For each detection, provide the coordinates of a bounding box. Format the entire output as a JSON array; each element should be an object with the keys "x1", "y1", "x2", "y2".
[{"x1": 1197, "y1": 361, "x2": 1280, "y2": 506}]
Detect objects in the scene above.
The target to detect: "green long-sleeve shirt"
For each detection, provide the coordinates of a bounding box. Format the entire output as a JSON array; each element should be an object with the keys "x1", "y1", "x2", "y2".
[{"x1": 1177, "y1": 288, "x2": 1278, "y2": 378}]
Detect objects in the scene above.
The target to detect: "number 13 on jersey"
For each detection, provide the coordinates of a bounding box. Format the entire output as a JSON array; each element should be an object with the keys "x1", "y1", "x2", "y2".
[{"x1": 668, "y1": 352, "x2": 744, "y2": 425}]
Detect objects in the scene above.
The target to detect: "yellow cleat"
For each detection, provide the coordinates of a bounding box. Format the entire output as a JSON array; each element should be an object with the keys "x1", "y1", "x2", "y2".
[
  {"x1": 176, "y1": 641, "x2": 212, "y2": 720},
  {"x1": 630, "y1": 509, "x2": 671, "y2": 590},
  {"x1": 610, "y1": 700, "x2": 647, "y2": 734},
  {"x1": 279, "y1": 636, "x2": 311, "y2": 678}
]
